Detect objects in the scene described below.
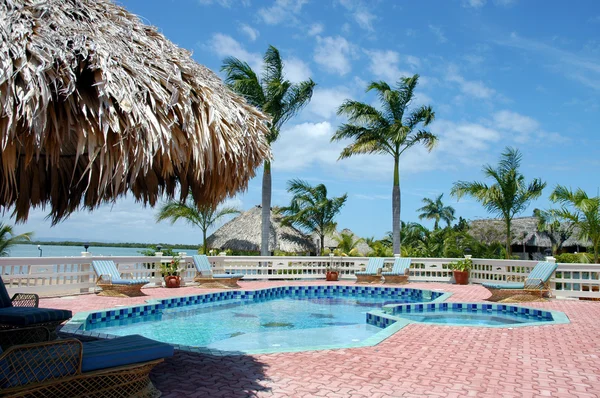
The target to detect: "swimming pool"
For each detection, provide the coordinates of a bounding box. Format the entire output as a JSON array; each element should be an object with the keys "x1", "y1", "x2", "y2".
[{"x1": 65, "y1": 285, "x2": 449, "y2": 354}]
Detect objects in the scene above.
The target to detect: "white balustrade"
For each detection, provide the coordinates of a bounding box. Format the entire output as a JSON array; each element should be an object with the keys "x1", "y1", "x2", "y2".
[{"x1": 0, "y1": 255, "x2": 598, "y2": 300}]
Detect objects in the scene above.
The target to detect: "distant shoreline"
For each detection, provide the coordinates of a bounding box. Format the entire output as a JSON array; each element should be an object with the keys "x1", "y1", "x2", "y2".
[{"x1": 22, "y1": 241, "x2": 199, "y2": 250}]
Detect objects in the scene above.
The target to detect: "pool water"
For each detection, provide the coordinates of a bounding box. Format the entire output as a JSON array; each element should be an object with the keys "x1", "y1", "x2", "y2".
[
  {"x1": 397, "y1": 311, "x2": 543, "y2": 326},
  {"x1": 87, "y1": 296, "x2": 420, "y2": 352}
]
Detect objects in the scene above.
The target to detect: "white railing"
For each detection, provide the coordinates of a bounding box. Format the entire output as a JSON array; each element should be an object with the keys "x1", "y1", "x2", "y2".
[{"x1": 0, "y1": 255, "x2": 599, "y2": 300}]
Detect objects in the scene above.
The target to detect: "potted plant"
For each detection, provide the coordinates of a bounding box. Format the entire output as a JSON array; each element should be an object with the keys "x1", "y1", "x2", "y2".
[
  {"x1": 449, "y1": 257, "x2": 472, "y2": 285},
  {"x1": 160, "y1": 254, "x2": 184, "y2": 288},
  {"x1": 326, "y1": 250, "x2": 342, "y2": 281}
]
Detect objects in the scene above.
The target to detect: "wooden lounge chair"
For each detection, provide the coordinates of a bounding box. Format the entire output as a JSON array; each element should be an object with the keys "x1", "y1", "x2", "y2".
[
  {"x1": 482, "y1": 261, "x2": 558, "y2": 302},
  {"x1": 382, "y1": 257, "x2": 412, "y2": 284},
  {"x1": 0, "y1": 334, "x2": 174, "y2": 397},
  {"x1": 0, "y1": 276, "x2": 72, "y2": 336},
  {"x1": 193, "y1": 255, "x2": 244, "y2": 288},
  {"x1": 91, "y1": 260, "x2": 150, "y2": 297},
  {"x1": 355, "y1": 257, "x2": 385, "y2": 284}
]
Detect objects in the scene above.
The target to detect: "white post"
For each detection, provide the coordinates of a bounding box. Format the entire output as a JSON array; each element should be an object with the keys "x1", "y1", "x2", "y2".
[
  {"x1": 80, "y1": 251, "x2": 92, "y2": 293},
  {"x1": 464, "y1": 255, "x2": 472, "y2": 259},
  {"x1": 545, "y1": 256, "x2": 556, "y2": 263}
]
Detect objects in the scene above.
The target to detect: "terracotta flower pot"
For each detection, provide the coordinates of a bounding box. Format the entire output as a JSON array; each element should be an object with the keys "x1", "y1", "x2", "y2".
[
  {"x1": 165, "y1": 275, "x2": 181, "y2": 288},
  {"x1": 326, "y1": 271, "x2": 339, "y2": 281},
  {"x1": 453, "y1": 270, "x2": 469, "y2": 285}
]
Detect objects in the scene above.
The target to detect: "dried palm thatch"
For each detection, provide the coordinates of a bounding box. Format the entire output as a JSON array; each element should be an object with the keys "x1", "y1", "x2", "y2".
[
  {"x1": 206, "y1": 205, "x2": 316, "y2": 253},
  {"x1": 0, "y1": 0, "x2": 271, "y2": 223},
  {"x1": 312, "y1": 228, "x2": 372, "y2": 256}
]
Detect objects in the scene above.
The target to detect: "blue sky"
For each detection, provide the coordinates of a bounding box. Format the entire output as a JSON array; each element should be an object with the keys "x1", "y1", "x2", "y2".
[{"x1": 8, "y1": 0, "x2": 600, "y2": 245}]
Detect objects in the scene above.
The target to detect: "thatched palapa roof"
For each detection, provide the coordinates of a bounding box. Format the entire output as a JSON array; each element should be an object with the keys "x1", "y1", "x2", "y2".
[
  {"x1": 207, "y1": 206, "x2": 316, "y2": 253},
  {"x1": 313, "y1": 228, "x2": 372, "y2": 256},
  {"x1": 0, "y1": 0, "x2": 271, "y2": 223},
  {"x1": 469, "y1": 217, "x2": 589, "y2": 248}
]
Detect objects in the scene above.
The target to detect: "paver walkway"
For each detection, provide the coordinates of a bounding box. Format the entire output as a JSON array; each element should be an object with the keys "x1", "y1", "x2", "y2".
[{"x1": 42, "y1": 281, "x2": 600, "y2": 397}]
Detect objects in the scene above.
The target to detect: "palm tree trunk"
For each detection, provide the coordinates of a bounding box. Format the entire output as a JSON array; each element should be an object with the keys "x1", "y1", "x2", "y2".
[
  {"x1": 261, "y1": 160, "x2": 272, "y2": 256},
  {"x1": 203, "y1": 228, "x2": 208, "y2": 254},
  {"x1": 319, "y1": 233, "x2": 325, "y2": 256},
  {"x1": 392, "y1": 157, "x2": 401, "y2": 255},
  {"x1": 505, "y1": 218, "x2": 511, "y2": 259}
]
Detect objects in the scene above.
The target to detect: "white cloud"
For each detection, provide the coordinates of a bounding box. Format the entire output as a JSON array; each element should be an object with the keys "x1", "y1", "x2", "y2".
[
  {"x1": 341, "y1": 23, "x2": 351, "y2": 34},
  {"x1": 314, "y1": 36, "x2": 355, "y2": 76},
  {"x1": 306, "y1": 87, "x2": 351, "y2": 119},
  {"x1": 308, "y1": 23, "x2": 324, "y2": 36},
  {"x1": 428, "y1": 25, "x2": 447, "y2": 43},
  {"x1": 338, "y1": 0, "x2": 377, "y2": 32},
  {"x1": 353, "y1": 9, "x2": 376, "y2": 31},
  {"x1": 238, "y1": 24, "x2": 259, "y2": 41},
  {"x1": 406, "y1": 29, "x2": 417, "y2": 37},
  {"x1": 284, "y1": 57, "x2": 312, "y2": 83},
  {"x1": 492, "y1": 110, "x2": 539, "y2": 134},
  {"x1": 208, "y1": 33, "x2": 262, "y2": 71},
  {"x1": 446, "y1": 65, "x2": 496, "y2": 99},
  {"x1": 257, "y1": 0, "x2": 307, "y2": 25},
  {"x1": 364, "y1": 50, "x2": 411, "y2": 81},
  {"x1": 462, "y1": 0, "x2": 486, "y2": 8}
]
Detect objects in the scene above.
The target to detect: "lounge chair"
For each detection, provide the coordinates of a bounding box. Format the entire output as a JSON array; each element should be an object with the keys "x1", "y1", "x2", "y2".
[
  {"x1": 382, "y1": 257, "x2": 412, "y2": 284},
  {"x1": 193, "y1": 255, "x2": 244, "y2": 288},
  {"x1": 0, "y1": 334, "x2": 174, "y2": 397},
  {"x1": 355, "y1": 257, "x2": 385, "y2": 284},
  {"x1": 0, "y1": 276, "x2": 72, "y2": 335},
  {"x1": 91, "y1": 260, "x2": 150, "y2": 297},
  {"x1": 482, "y1": 261, "x2": 558, "y2": 302}
]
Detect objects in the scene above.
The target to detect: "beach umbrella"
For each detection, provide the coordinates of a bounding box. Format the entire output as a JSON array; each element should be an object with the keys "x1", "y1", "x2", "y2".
[{"x1": 0, "y1": 0, "x2": 271, "y2": 224}]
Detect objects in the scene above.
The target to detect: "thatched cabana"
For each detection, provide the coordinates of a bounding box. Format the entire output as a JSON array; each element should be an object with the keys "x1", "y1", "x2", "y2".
[
  {"x1": 206, "y1": 206, "x2": 316, "y2": 254},
  {"x1": 469, "y1": 217, "x2": 589, "y2": 258},
  {"x1": 0, "y1": 0, "x2": 271, "y2": 223}
]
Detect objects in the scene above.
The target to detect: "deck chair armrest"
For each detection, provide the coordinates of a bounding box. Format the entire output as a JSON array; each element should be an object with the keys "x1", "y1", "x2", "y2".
[
  {"x1": 97, "y1": 274, "x2": 113, "y2": 284},
  {"x1": 11, "y1": 293, "x2": 39, "y2": 308},
  {"x1": 0, "y1": 326, "x2": 51, "y2": 350},
  {"x1": 506, "y1": 275, "x2": 524, "y2": 282},
  {"x1": 0, "y1": 339, "x2": 83, "y2": 387},
  {"x1": 524, "y1": 278, "x2": 545, "y2": 290}
]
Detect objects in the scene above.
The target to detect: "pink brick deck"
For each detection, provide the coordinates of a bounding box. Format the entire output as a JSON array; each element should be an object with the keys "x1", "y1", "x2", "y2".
[{"x1": 42, "y1": 281, "x2": 600, "y2": 397}]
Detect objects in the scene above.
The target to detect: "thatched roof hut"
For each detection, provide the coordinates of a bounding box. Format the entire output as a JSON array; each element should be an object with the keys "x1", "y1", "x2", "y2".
[
  {"x1": 0, "y1": 0, "x2": 270, "y2": 223},
  {"x1": 469, "y1": 217, "x2": 589, "y2": 249},
  {"x1": 313, "y1": 229, "x2": 372, "y2": 256},
  {"x1": 206, "y1": 206, "x2": 316, "y2": 254}
]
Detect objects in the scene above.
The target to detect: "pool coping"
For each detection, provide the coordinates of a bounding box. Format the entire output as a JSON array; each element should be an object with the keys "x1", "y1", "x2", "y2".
[{"x1": 62, "y1": 285, "x2": 451, "y2": 355}]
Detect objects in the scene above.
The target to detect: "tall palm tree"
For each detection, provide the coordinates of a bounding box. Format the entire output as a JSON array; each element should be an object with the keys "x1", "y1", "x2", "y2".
[
  {"x1": 549, "y1": 186, "x2": 600, "y2": 263},
  {"x1": 156, "y1": 199, "x2": 240, "y2": 254},
  {"x1": 332, "y1": 74, "x2": 437, "y2": 255},
  {"x1": 451, "y1": 147, "x2": 546, "y2": 259},
  {"x1": 222, "y1": 46, "x2": 315, "y2": 256},
  {"x1": 417, "y1": 194, "x2": 456, "y2": 230},
  {"x1": 0, "y1": 223, "x2": 32, "y2": 256},
  {"x1": 279, "y1": 179, "x2": 347, "y2": 255}
]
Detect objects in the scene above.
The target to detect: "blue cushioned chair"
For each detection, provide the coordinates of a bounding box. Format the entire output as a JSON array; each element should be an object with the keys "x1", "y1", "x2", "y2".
[
  {"x1": 193, "y1": 255, "x2": 244, "y2": 288},
  {"x1": 382, "y1": 257, "x2": 412, "y2": 284},
  {"x1": 0, "y1": 276, "x2": 72, "y2": 333},
  {"x1": 91, "y1": 260, "x2": 150, "y2": 297},
  {"x1": 482, "y1": 261, "x2": 558, "y2": 302},
  {"x1": 0, "y1": 334, "x2": 173, "y2": 397},
  {"x1": 355, "y1": 257, "x2": 385, "y2": 284}
]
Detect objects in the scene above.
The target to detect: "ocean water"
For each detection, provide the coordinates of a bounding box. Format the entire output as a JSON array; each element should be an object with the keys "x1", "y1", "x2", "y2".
[{"x1": 7, "y1": 244, "x2": 198, "y2": 258}]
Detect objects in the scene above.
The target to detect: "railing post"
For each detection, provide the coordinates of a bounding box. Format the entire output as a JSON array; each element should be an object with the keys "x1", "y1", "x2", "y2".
[
  {"x1": 545, "y1": 256, "x2": 556, "y2": 263},
  {"x1": 80, "y1": 251, "x2": 92, "y2": 293}
]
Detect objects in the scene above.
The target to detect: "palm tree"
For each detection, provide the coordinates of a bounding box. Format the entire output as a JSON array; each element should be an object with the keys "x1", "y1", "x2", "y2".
[
  {"x1": 533, "y1": 208, "x2": 575, "y2": 255},
  {"x1": 332, "y1": 74, "x2": 437, "y2": 255},
  {"x1": 417, "y1": 194, "x2": 456, "y2": 230},
  {"x1": 333, "y1": 232, "x2": 364, "y2": 256},
  {"x1": 279, "y1": 179, "x2": 347, "y2": 255},
  {"x1": 0, "y1": 223, "x2": 32, "y2": 256},
  {"x1": 451, "y1": 147, "x2": 546, "y2": 259},
  {"x1": 549, "y1": 186, "x2": 600, "y2": 263},
  {"x1": 222, "y1": 46, "x2": 315, "y2": 256},
  {"x1": 156, "y1": 199, "x2": 240, "y2": 254}
]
